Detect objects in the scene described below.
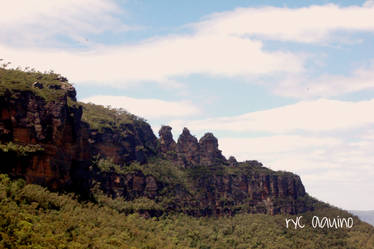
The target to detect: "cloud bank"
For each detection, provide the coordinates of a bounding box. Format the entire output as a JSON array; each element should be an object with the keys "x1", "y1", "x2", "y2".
[
  {"x1": 1, "y1": 1, "x2": 374, "y2": 99},
  {"x1": 0, "y1": 0, "x2": 128, "y2": 47},
  {"x1": 197, "y1": 2, "x2": 374, "y2": 43},
  {"x1": 81, "y1": 95, "x2": 200, "y2": 118},
  {"x1": 170, "y1": 99, "x2": 374, "y2": 133}
]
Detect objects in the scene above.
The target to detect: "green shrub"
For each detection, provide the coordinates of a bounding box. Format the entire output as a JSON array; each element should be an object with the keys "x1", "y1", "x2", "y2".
[
  {"x1": 0, "y1": 67, "x2": 71, "y2": 102},
  {"x1": 0, "y1": 142, "x2": 44, "y2": 156},
  {"x1": 80, "y1": 102, "x2": 146, "y2": 132}
]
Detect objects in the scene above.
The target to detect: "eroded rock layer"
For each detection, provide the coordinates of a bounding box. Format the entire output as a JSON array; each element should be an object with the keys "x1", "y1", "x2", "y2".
[{"x1": 0, "y1": 72, "x2": 313, "y2": 216}]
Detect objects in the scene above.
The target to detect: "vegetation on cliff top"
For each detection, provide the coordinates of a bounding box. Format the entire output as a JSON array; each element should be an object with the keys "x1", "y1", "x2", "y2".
[
  {"x1": 0, "y1": 174, "x2": 373, "y2": 249},
  {"x1": 80, "y1": 102, "x2": 146, "y2": 132},
  {"x1": 0, "y1": 66, "x2": 150, "y2": 138},
  {"x1": 0, "y1": 67, "x2": 72, "y2": 102}
]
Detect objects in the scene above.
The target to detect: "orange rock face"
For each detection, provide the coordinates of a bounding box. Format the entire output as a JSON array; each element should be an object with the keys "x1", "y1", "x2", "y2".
[
  {"x1": 0, "y1": 87, "x2": 157, "y2": 195},
  {"x1": 0, "y1": 84, "x2": 311, "y2": 216},
  {"x1": 0, "y1": 89, "x2": 87, "y2": 191}
]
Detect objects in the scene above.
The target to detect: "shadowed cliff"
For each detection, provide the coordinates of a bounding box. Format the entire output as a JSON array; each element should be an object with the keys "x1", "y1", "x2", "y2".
[{"x1": 0, "y1": 67, "x2": 318, "y2": 216}]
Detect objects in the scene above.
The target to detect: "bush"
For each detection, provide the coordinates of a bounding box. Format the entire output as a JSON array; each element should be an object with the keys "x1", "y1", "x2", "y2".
[{"x1": 0, "y1": 142, "x2": 44, "y2": 156}]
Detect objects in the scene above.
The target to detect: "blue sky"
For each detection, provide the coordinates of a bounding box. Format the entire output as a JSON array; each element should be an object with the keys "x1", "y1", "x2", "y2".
[{"x1": 1, "y1": 0, "x2": 374, "y2": 210}]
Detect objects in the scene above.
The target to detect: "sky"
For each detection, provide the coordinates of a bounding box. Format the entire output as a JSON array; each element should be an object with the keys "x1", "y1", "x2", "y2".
[{"x1": 1, "y1": 0, "x2": 374, "y2": 210}]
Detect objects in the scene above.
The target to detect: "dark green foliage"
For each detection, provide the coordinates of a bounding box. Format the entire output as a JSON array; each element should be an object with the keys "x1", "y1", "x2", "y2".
[
  {"x1": 94, "y1": 158, "x2": 126, "y2": 174},
  {"x1": 0, "y1": 67, "x2": 70, "y2": 102},
  {"x1": 0, "y1": 174, "x2": 373, "y2": 249},
  {"x1": 80, "y1": 102, "x2": 146, "y2": 132},
  {"x1": 95, "y1": 194, "x2": 165, "y2": 215},
  {"x1": 0, "y1": 142, "x2": 44, "y2": 156},
  {"x1": 126, "y1": 158, "x2": 190, "y2": 187}
]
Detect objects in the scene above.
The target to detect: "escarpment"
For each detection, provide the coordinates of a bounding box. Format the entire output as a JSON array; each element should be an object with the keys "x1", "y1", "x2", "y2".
[
  {"x1": 185, "y1": 169, "x2": 308, "y2": 216},
  {"x1": 83, "y1": 103, "x2": 158, "y2": 166},
  {"x1": 0, "y1": 85, "x2": 89, "y2": 191},
  {"x1": 0, "y1": 68, "x2": 316, "y2": 216},
  {"x1": 0, "y1": 69, "x2": 158, "y2": 195}
]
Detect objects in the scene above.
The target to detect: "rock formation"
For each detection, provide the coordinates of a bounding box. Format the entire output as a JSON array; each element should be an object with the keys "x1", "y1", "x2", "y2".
[
  {"x1": 87, "y1": 121, "x2": 158, "y2": 165},
  {"x1": 0, "y1": 88, "x2": 87, "y2": 191},
  {"x1": 199, "y1": 132, "x2": 226, "y2": 166},
  {"x1": 158, "y1": 125, "x2": 177, "y2": 160},
  {"x1": 182, "y1": 168, "x2": 308, "y2": 216},
  {"x1": 176, "y1": 128, "x2": 200, "y2": 168},
  {"x1": 228, "y1": 156, "x2": 238, "y2": 167},
  {"x1": 0, "y1": 69, "x2": 314, "y2": 216},
  {"x1": 95, "y1": 170, "x2": 159, "y2": 199},
  {"x1": 160, "y1": 128, "x2": 228, "y2": 168},
  {"x1": 0, "y1": 80, "x2": 157, "y2": 194}
]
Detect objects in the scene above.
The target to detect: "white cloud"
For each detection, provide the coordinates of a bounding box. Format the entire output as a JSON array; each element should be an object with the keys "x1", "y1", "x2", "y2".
[
  {"x1": 273, "y1": 63, "x2": 374, "y2": 98},
  {"x1": 220, "y1": 135, "x2": 339, "y2": 161},
  {"x1": 0, "y1": 0, "x2": 128, "y2": 46},
  {"x1": 197, "y1": 2, "x2": 374, "y2": 43},
  {"x1": 0, "y1": 34, "x2": 303, "y2": 86},
  {"x1": 3, "y1": 1, "x2": 374, "y2": 93},
  {"x1": 1, "y1": 1, "x2": 374, "y2": 95},
  {"x1": 81, "y1": 95, "x2": 200, "y2": 118},
  {"x1": 0, "y1": 0, "x2": 118, "y2": 24},
  {"x1": 170, "y1": 98, "x2": 374, "y2": 133},
  {"x1": 0, "y1": 0, "x2": 311, "y2": 87}
]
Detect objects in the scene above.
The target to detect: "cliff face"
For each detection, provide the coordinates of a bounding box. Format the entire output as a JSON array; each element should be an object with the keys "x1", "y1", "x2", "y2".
[
  {"x1": 0, "y1": 72, "x2": 158, "y2": 195},
  {"x1": 185, "y1": 170, "x2": 307, "y2": 216},
  {"x1": 156, "y1": 126, "x2": 310, "y2": 215},
  {"x1": 0, "y1": 69, "x2": 313, "y2": 216},
  {"x1": 92, "y1": 162, "x2": 309, "y2": 216},
  {"x1": 0, "y1": 87, "x2": 89, "y2": 191},
  {"x1": 87, "y1": 120, "x2": 158, "y2": 165}
]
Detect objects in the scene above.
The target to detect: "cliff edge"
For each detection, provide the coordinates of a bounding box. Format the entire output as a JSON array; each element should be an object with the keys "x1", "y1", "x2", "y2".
[{"x1": 0, "y1": 68, "x2": 317, "y2": 216}]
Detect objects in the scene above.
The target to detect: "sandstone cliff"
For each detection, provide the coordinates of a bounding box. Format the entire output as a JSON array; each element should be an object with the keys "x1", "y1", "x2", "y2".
[
  {"x1": 0, "y1": 68, "x2": 158, "y2": 195},
  {"x1": 0, "y1": 68, "x2": 315, "y2": 216}
]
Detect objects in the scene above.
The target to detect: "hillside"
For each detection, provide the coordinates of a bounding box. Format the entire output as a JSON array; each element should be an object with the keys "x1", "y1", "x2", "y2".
[
  {"x1": 1, "y1": 174, "x2": 374, "y2": 249},
  {"x1": 0, "y1": 67, "x2": 313, "y2": 216},
  {"x1": 0, "y1": 67, "x2": 374, "y2": 248}
]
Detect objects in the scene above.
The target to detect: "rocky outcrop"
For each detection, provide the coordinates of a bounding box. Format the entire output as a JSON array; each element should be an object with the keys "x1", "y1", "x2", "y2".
[
  {"x1": 61, "y1": 82, "x2": 77, "y2": 101},
  {"x1": 88, "y1": 122, "x2": 158, "y2": 165},
  {"x1": 154, "y1": 127, "x2": 311, "y2": 215},
  {"x1": 32, "y1": 81, "x2": 43, "y2": 89},
  {"x1": 176, "y1": 128, "x2": 200, "y2": 167},
  {"x1": 158, "y1": 125, "x2": 177, "y2": 160},
  {"x1": 159, "y1": 127, "x2": 227, "y2": 167},
  {"x1": 159, "y1": 125, "x2": 176, "y2": 152},
  {"x1": 199, "y1": 133, "x2": 226, "y2": 166},
  {"x1": 178, "y1": 169, "x2": 309, "y2": 216},
  {"x1": 0, "y1": 80, "x2": 158, "y2": 194},
  {"x1": 95, "y1": 170, "x2": 160, "y2": 199},
  {"x1": 228, "y1": 156, "x2": 238, "y2": 167},
  {"x1": 0, "y1": 69, "x2": 314, "y2": 217},
  {"x1": 0, "y1": 88, "x2": 89, "y2": 191}
]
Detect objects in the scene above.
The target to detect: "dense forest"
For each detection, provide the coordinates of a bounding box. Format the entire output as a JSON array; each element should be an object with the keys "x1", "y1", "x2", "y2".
[{"x1": 1, "y1": 174, "x2": 374, "y2": 249}]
